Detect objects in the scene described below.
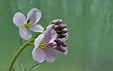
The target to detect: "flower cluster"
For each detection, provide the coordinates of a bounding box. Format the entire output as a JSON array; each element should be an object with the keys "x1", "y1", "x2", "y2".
[
  {"x1": 51, "y1": 19, "x2": 68, "y2": 55},
  {"x1": 32, "y1": 20, "x2": 68, "y2": 63},
  {"x1": 13, "y1": 8, "x2": 68, "y2": 63}
]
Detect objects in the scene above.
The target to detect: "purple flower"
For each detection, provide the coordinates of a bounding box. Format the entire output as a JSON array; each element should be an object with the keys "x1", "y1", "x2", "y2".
[
  {"x1": 13, "y1": 8, "x2": 44, "y2": 40},
  {"x1": 32, "y1": 25, "x2": 57, "y2": 63}
]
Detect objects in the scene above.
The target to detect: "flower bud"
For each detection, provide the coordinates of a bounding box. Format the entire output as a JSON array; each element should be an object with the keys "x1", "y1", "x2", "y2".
[
  {"x1": 59, "y1": 25, "x2": 67, "y2": 30},
  {"x1": 57, "y1": 31, "x2": 62, "y2": 34},
  {"x1": 53, "y1": 19, "x2": 62, "y2": 25},
  {"x1": 58, "y1": 40, "x2": 67, "y2": 47},
  {"x1": 58, "y1": 34, "x2": 66, "y2": 38},
  {"x1": 53, "y1": 19, "x2": 60, "y2": 25},
  {"x1": 55, "y1": 46, "x2": 65, "y2": 52},
  {"x1": 54, "y1": 25, "x2": 59, "y2": 30},
  {"x1": 61, "y1": 24, "x2": 67, "y2": 28},
  {"x1": 58, "y1": 40, "x2": 65, "y2": 45},
  {"x1": 57, "y1": 19, "x2": 63, "y2": 25},
  {"x1": 55, "y1": 38, "x2": 60, "y2": 43},
  {"x1": 61, "y1": 42, "x2": 67, "y2": 47},
  {"x1": 62, "y1": 29, "x2": 68, "y2": 34},
  {"x1": 49, "y1": 42, "x2": 57, "y2": 46}
]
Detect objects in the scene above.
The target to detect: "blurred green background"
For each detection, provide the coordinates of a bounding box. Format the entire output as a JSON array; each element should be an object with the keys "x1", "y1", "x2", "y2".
[{"x1": 0, "y1": 0, "x2": 113, "y2": 71}]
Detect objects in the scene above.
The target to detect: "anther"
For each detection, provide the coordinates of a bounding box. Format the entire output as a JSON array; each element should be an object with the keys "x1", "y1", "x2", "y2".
[{"x1": 27, "y1": 19, "x2": 30, "y2": 23}]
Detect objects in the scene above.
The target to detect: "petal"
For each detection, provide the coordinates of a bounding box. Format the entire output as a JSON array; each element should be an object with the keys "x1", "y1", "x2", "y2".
[
  {"x1": 13, "y1": 12, "x2": 26, "y2": 27},
  {"x1": 34, "y1": 34, "x2": 44, "y2": 47},
  {"x1": 32, "y1": 47, "x2": 45, "y2": 63},
  {"x1": 44, "y1": 46, "x2": 57, "y2": 62},
  {"x1": 43, "y1": 28, "x2": 57, "y2": 43},
  {"x1": 46, "y1": 24, "x2": 55, "y2": 29},
  {"x1": 29, "y1": 24, "x2": 44, "y2": 32},
  {"x1": 49, "y1": 29, "x2": 57, "y2": 43},
  {"x1": 19, "y1": 26, "x2": 32, "y2": 40},
  {"x1": 27, "y1": 8, "x2": 41, "y2": 24}
]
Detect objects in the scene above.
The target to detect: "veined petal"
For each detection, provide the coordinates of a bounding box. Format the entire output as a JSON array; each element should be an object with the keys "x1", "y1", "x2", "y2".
[
  {"x1": 29, "y1": 24, "x2": 44, "y2": 32},
  {"x1": 34, "y1": 34, "x2": 44, "y2": 47},
  {"x1": 19, "y1": 26, "x2": 32, "y2": 40},
  {"x1": 13, "y1": 12, "x2": 26, "y2": 27},
  {"x1": 32, "y1": 47, "x2": 45, "y2": 63},
  {"x1": 49, "y1": 29, "x2": 57, "y2": 43},
  {"x1": 43, "y1": 28, "x2": 57, "y2": 43},
  {"x1": 44, "y1": 46, "x2": 57, "y2": 62},
  {"x1": 27, "y1": 8, "x2": 41, "y2": 24}
]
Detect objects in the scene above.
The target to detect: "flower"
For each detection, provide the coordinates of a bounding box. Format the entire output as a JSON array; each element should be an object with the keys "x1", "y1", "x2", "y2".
[
  {"x1": 32, "y1": 25, "x2": 57, "y2": 63},
  {"x1": 13, "y1": 8, "x2": 44, "y2": 40}
]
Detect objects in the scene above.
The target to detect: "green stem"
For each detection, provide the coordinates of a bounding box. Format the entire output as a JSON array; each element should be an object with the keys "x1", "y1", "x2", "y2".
[
  {"x1": 9, "y1": 33, "x2": 41, "y2": 71},
  {"x1": 20, "y1": 37, "x2": 22, "y2": 46},
  {"x1": 49, "y1": 20, "x2": 54, "y2": 25},
  {"x1": 29, "y1": 43, "x2": 34, "y2": 45},
  {"x1": 27, "y1": 63, "x2": 41, "y2": 71}
]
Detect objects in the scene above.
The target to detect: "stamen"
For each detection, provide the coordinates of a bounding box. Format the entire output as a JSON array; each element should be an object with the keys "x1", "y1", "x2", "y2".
[
  {"x1": 23, "y1": 20, "x2": 33, "y2": 29},
  {"x1": 27, "y1": 19, "x2": 30, "y2": 23},
  {"x1": 38, "y1": 41, "x2": 49, "y2": 49}
]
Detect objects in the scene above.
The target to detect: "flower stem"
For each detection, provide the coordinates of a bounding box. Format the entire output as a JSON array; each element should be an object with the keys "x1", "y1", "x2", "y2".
[
  {"x1": 49, "y1": 20, "x2": 54, "y2": 25},
  {"x1": 20, "y1": 37, "x2": 22, "y2": 46},
  {"x1": 9, "y1": 33, "x2": 41, "y2": 71},
  {"x1": 27, "y1": 63, "x2": 41, "y2": 71}
]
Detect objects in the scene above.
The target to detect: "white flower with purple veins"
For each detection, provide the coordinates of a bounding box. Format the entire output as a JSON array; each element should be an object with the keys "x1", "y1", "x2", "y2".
[
  {"x1": 13, "y1": 8, "x2": 44, "y2": 40},
  {"x1": 32, "y1": 25, "x2": 57, "y2": 63}
]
